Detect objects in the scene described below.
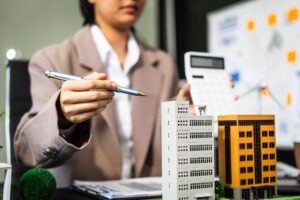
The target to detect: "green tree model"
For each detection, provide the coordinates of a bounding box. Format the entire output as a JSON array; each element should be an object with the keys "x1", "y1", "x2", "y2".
[{"x1": 215, "y1": 180, "x2": 224, "y2": 198}]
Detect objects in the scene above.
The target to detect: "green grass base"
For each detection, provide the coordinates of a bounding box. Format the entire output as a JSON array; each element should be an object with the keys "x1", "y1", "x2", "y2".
[
  {"x1": 216, "y1": 196, "x2": 300, "y2": 200},
  {"x1": 272, "y1": 197, "x2": 300, "y2": 200}
]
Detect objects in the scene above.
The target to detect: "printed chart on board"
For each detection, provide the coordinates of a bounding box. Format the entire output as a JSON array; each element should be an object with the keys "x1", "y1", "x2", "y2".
[{"x1": 208, "y1": 0, "x2": 300, "y2": 148}]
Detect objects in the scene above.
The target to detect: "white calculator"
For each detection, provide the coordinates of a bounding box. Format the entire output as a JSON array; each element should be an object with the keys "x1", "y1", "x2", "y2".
[{"x1": 184, "y1": 51, "x2": 235, "y2": 117}]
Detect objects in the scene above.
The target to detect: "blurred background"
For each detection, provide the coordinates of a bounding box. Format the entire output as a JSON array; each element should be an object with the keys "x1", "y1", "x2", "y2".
[
  {"x1": 0, "y1": 0, "x2": 160, "y2": 165},
  {"x1": 1, "y1": 0, "x2": 300, "y2": 183},
  {"x1": 0, "y1": 0, "x2": 245, "y2": 166}
]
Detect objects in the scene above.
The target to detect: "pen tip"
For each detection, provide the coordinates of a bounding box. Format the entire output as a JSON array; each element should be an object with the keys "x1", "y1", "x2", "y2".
[{"x1": 137, "y1": 92, "x2": 147, "y2": 97}]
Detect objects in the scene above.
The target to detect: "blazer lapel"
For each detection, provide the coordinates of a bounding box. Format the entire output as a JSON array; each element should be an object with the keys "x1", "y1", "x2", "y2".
[
  {"x1": 73, "y1": 27, "x2": 164, "y2": 177},
  {"x1": 131, "y1": 48, "x2": 163, "y2": 177},
  {"x1": 73, "y1": 26, "x2": 102, "y2": 73},
  {"x1": 73, "y1": 26, "x2": 121, "y2": 174}
]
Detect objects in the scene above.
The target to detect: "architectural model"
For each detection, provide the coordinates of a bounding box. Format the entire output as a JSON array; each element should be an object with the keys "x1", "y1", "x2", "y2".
[
  {"x1": 218, "y1": 115, "x2": 277, "y2": 200},
  {"x1": 161, "y1": 101, "x2": 214, "y2": 200}
]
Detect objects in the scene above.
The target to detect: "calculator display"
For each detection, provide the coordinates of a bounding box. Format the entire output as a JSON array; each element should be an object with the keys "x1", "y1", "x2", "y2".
[{"x1": 191, "y1": 56, "x2": 224, "y2": 69}]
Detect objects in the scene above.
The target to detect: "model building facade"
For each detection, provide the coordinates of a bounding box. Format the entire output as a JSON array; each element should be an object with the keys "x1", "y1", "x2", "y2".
[
  {"x1": 218, "y1": 115, "x2": 277, "y2": 200},
  {"x1": 162, "y1": 101, "x2": 214, "y2": 200}
]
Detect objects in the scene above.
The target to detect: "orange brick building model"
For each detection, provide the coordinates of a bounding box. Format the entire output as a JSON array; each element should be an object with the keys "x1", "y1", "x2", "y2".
[{"x1": 218, "y1": 115, "x2": 277, "y2": 200}]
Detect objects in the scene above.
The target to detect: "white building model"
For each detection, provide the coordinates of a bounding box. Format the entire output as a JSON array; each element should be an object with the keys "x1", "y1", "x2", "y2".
[{"x1": 161, "y1": 101, "x2": 215, "y2": 200}]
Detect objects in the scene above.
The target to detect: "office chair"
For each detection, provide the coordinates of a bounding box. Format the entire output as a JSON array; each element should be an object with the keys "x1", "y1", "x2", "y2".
[{"x1": 5, "y1": 60, "x2": 32, "y2": 200}]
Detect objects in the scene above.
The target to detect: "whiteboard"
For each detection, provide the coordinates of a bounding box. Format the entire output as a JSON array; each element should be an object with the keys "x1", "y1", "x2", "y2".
[{"x1": 208, "y1": 0, "x2": 300, "y2": 148}]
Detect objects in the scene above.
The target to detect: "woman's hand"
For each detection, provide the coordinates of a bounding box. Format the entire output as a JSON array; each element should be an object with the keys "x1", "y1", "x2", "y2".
[
  {"x1": 176, "y1": 83, "x2": 192, "y2": 102},
  {"x1": 59, "y1": 72, "x2": 116, "y2": 124}
]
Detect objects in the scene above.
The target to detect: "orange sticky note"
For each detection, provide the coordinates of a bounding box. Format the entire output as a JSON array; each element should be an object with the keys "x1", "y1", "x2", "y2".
[
  {"x1": 287, "y1": 50, "x2": 297, "y2": 63},
  {"x1": 286, "y1": 93, "x2": 292, "y2": 106},
  {"x1": 268, "y1": 13, "x2": 277, "y2": 27},
  {"x1": 261, "y1": 88, "x2": 268, "y2": 97},
  {"x1": 288, "y1": 8, "x2": 298, "y2": 22},
  {"x1": 247, "y1": 20, "x2": 255, "y2": 32}
]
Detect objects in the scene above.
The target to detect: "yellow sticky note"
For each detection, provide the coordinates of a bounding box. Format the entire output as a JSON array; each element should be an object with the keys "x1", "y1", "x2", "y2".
[
  {"x1": 247, "y1": 20, "x2": 255, "y2": 32},
  {"x1": 268, "y1": 13, "x2": 277, "y2": 27},
  {"x1": 288, "y1": 8, "x2": 298, "y2": 22},
  {"x1": 286, "y1": 93, "x2": 292, "y2": 107},
  {"x1": 287, "y1": 50, "x2": 297, "y2": 63}
]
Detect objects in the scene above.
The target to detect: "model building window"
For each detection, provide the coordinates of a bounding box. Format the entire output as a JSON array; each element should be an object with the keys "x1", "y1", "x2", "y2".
[
  {"x1": 178, "y1": 158, "x2": 188, "y2": 164},
  {"x1": 263, "y1": 165, "x2": 269, "y2": 171},
  {"x1": 270, "y1": 177, "x2": 276, "y2": 183},
  {"x1": 190, "y1": 144, "x2": 212, "y2": 151},
  {"x1": 262, "y1": 131, "x2": 267, "y2": 137},
  {"x1": 190, "y1": 169, "x2": 213, "y2": 177},
  {"x1": 270, "y1": 154, "x2": 275, "y2": 160},
  {"x1": 178, "y1": 184, "x2": 188, "y2": 190},
  {"x1": 263, "y1": 154, "x2": 268, "y2": 160},
  {"x1": 205, "y1": 132, "x2": 212, "y2": 138},
  {"x1": 269, "y1": 142, "x2": 275, "y2": 148},
  {"x1": 190, "y1": 157, "x2": 212, "y2": 164},
  {"x1": 263, "y1": 177, "x2": 269, "y2": 183},
  {"x1": 269, "y1": 131, "x2": 274, "y2": 136},
  {"x1": 240, "y1": 155, "x2": 246, "y2": 161},
  {"x1": 178, "y1": 107, "x2": 185, "y2": 113},
  {"x1": 262, "y1": 142, "x2": 268, "y2": 148},
  {"x1": 178, "y1": 171, "x2": 188, "y2": 177},
  {"x1": 190, "y1": 132, "x2": 212, "y2": 139},
  {"x1": 247, "y1": 143, "x2": 252, "y2": 149},
  {"x1": 190, "y1": 182, "x2": 213, "y2": 189},
  {"x1": 270, "y1": 165, "x2": 276, "y2": 171},
  {"x1": 247, "y1": 167, "x2": 253, "y2": 173},
  {"x1": 246, "y1": 131, "x2": 252, "y2": 137},
  {"x1": 248, "y1": 179, "x2": 253, "y2": 185},
  {"x1": 190, "y1": 120, "x2": 205, "y2": 126},
  {"x1": 204, "y1": 120, "x2": 212, "y2": 126},
  {"x1": 240, "y1": 179, "x2": 246, "y2": 185},
  {"x1": 190, "y1": 157, "x2": 199, "y2": 164},
  {"x1": 178, "y1": 120, "x2": 188, "y2": 126},
  {"x1": 240, "y1": 167, "x2": 246, "y2": 173},
  {"x1": 240, "y1": 143, "x2": 245, "y2": 149},
  {"x1": 239, "y1": 131, "x2": 245, "y2": 137},
  {"x1": 247, "y1": 155, "x2": 253, "y2": 161}
]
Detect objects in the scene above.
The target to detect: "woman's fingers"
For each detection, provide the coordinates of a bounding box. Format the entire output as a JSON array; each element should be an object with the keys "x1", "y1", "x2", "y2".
[
  {"x1": 63, "y1": 99, "x2": 112, "y2": 116},
  {"x1": 84, "y1": 72, "x2": 107, "y2": 80},
  {"x1": 59, "y1": 72, "x2": 118, "y2": 124},
  {"x1": 63, "y1": 79, "x2": 117, "y2": 91},
  {"x1": 60, "y1": 90, "x2": 114, "y2": 104},
  {"x1": 67, "y1": 106, "x2": 107, "y2": 124},
  {"x1": 176, "y1": 83, "x2": 192, "y2": 102}
]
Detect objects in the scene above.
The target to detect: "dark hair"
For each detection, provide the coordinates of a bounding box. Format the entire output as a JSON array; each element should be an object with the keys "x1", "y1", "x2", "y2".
[{"x1": 79, "y1": 0, "x2": 95, "y2": 26}]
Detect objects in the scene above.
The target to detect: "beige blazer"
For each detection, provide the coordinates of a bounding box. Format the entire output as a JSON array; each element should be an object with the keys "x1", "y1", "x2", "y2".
[{"x1": 14, "y1": 26, "x2": 178, "y2": 186}]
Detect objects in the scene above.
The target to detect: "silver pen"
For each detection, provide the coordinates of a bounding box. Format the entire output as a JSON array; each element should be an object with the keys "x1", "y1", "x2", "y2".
[{"x1": 45, "y1": 70, "x2": 147, "y2": 96}]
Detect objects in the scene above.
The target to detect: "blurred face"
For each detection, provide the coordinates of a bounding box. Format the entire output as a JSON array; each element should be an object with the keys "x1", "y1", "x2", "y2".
[{"x1": 88, "y1": 0, "x2": 145, "y2": 30}]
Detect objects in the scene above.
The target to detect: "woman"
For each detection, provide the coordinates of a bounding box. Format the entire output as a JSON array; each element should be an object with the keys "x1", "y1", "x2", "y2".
[{"x1": 14, "y1": 0, "x2": 190, "y2": 186}]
